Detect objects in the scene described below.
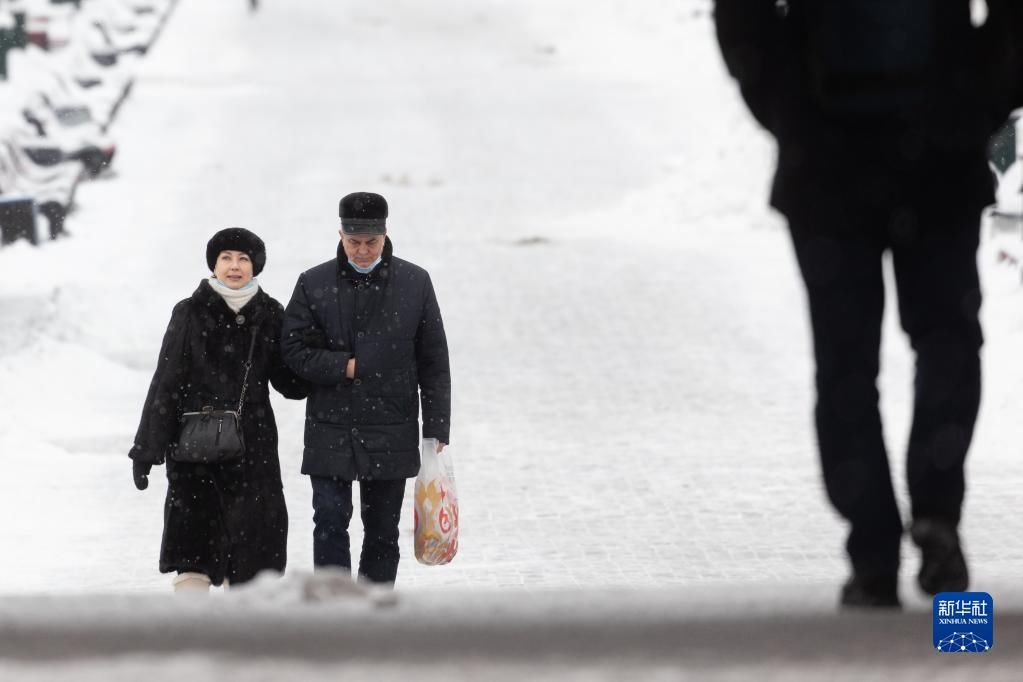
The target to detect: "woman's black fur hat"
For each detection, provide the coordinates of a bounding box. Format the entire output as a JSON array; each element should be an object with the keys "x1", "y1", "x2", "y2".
[{"x1": 206, "y1": 227, "x2": 266, "y2": 276}]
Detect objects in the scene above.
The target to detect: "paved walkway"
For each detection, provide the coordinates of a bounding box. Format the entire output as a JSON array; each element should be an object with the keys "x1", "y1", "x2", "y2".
[{"x1": 0, "y1": 0, "x2": 1020, "y2": 626}]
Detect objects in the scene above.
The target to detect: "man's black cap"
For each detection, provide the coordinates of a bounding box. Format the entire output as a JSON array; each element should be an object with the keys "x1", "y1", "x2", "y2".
[{"x1": 339, "y1": 192, "x2": 387, "y2": 234}]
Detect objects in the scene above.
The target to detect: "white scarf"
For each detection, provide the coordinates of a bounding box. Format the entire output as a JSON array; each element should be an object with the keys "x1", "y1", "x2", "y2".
[{"x1": 207, "y1": 277, "x2": 260, "y2": 313}]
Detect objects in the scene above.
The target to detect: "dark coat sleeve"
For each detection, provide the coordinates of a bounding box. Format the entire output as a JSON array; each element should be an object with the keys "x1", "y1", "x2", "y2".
[
  {"x1": 714, "y1": 0, "x2": 798, "y2": 134},
  {"x1": 984, "y1": 0, "x2": 1023, "y2": 117},
  {"x1": 281, "y1": 273, "x2": 351, "y2": 385},
  {"x1": 267, "y1": 301, "x2": 311, "y2": 400},
  {"x1": 415, "y1": 274, "x2": 451, "y2": 444},
  {"x1": 129, "y1": 301, "x2": 191, "y2": 465}
]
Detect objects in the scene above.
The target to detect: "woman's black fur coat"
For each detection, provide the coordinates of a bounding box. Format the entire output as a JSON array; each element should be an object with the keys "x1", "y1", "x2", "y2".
[{"x1": 130, "y1": 281, "x2": 307, "y2": 586}]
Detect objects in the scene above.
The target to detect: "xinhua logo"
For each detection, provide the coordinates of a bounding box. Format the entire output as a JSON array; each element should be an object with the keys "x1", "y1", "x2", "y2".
[{"x1": 933, "y1": 592, "x2": 994, "y2": 653}]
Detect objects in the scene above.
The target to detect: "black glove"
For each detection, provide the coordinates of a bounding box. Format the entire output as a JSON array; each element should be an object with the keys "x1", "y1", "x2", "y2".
[
  {"x1": 133, "y1": 460, "x2": 152, "y2": 491},
  {"x1": 302, "y1": 327, "x2": 328, "y2": 349}
]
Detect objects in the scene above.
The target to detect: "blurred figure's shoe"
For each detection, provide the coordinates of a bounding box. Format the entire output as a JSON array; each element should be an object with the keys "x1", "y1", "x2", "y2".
[
  {"x1": 840, "y1": 573, "x2": 901, "y2": 609},
  {"x1": 911, "y1": 519, "x2": 969, "y2": 595}
]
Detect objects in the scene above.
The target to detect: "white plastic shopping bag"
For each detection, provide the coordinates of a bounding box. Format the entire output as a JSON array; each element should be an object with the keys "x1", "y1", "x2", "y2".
[{"x1": 414, "y1": 438, "x2": 459, "y2": 565}]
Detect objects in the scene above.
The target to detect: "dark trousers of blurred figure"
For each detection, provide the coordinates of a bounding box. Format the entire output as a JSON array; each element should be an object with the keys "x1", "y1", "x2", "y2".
[
  {"x1": 787, "y1": 190, "x2": 983, "y2": 580},
  {"x1": 310, "y1": 476, "x2": 406, "y2": 584}
]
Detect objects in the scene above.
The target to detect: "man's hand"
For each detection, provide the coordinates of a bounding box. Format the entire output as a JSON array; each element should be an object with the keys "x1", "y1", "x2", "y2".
[
  {"x1": 437, "y1": 442, "x2": 447, "y2": 453},
  {"x1": 346, "y1": 358, "x2": 356, "y2": 379},
  {"x1": 133, "y1": 460, "x2": 152, "y2": 491}
]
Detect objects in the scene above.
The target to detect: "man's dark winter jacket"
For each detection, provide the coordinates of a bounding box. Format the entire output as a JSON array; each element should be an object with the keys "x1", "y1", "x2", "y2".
[
  {"x1": 130, "y1": 282, "x2": 307, "y2": 585},
  {"x1": 714, "y1": 0, "x2": 1023, "y2": 221},
  {"x1": 281, "y1": 237, "x2": 451, "y2": 481}
]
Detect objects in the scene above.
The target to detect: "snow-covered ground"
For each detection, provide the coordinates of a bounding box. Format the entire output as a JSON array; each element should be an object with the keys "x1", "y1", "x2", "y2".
[{"x1": 2, "y1": 0, "x2": 1023, "y2": 652}]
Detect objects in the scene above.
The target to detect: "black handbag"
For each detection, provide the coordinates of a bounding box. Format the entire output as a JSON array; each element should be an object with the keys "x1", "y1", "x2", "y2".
[{"x1": 173, "y1": 327, "x2": 258, "y2": 464}]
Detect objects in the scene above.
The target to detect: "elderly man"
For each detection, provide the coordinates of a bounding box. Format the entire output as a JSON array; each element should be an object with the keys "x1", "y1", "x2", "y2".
[{"x1": 282, "y1": 191, "x2": 451, "y2": 585}]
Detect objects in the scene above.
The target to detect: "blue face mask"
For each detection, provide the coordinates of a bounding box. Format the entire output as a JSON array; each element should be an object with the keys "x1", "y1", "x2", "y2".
[{"x1": 348, "y1": 256, "x2": 382, "y2": 274}]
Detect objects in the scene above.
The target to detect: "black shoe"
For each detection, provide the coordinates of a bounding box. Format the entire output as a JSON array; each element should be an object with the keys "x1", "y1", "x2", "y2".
[
  {"x1": 910, "y1": 519, "x2": 969, "y2": 595},
  {"x1": 840, "y1": 574, "x2": 901, "y2": 609}
]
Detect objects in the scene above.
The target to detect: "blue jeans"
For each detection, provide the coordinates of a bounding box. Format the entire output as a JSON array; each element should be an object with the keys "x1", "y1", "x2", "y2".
[{"x1": 310, "y1": 476, "x2": 406, "y2": 584}]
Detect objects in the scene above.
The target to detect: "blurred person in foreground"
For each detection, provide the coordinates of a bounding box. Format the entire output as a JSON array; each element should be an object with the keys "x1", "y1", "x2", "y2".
[
  {"x1": 129, "y1": 228, "x2": 308, "y2": 592},
  {"x1": 282, "y1": 192, "x2": 451, "y2": 587},
  {"x1": 715, "y1": 0, "x2": 1023, "y2": 608}
]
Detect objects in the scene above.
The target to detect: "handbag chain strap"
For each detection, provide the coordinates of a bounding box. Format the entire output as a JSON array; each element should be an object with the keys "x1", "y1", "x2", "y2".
[{"x1": 235, "y1": 327, "x2": 259, "y2": 416}]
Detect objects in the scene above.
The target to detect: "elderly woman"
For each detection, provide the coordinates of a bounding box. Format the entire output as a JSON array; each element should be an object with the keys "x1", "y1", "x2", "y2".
[{"x1": 129, "y1": 227, "x2": 306, "y2": 592}]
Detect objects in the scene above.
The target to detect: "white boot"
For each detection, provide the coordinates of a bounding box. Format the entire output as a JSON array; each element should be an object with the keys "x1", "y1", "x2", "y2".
[{"x1": 172, "y1": 572, "x2": 212, "y2": 594}]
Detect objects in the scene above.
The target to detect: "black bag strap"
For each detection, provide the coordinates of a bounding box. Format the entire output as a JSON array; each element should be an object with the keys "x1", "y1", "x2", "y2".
[{"x1": 236, "y1": 327, "x2": 259, "y2": 416}]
